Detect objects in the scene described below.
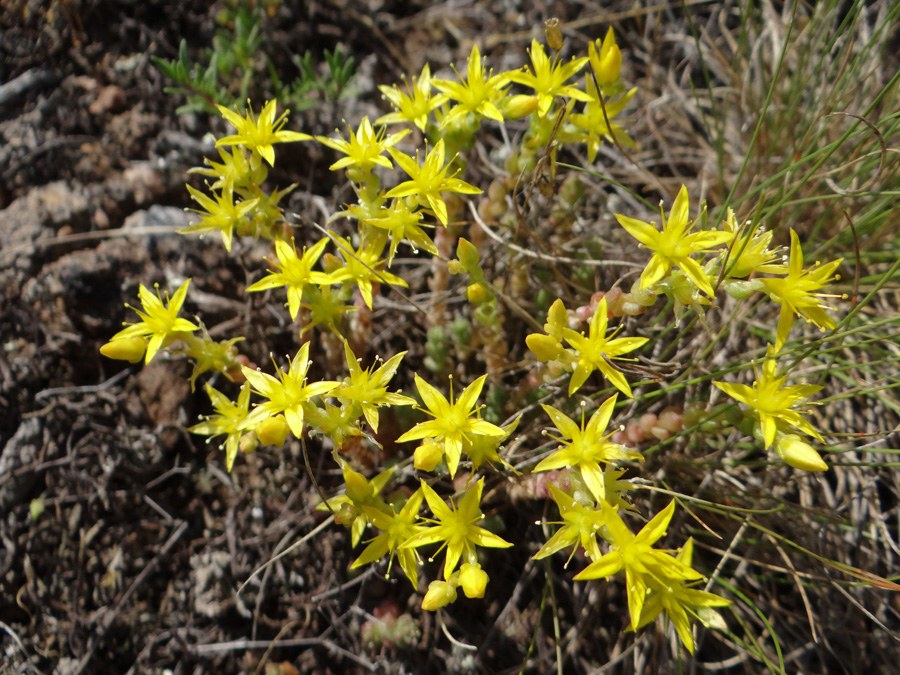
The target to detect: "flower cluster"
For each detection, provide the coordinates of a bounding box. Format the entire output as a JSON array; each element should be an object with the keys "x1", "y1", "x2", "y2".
[{"x1": 98, "y1": 18, "x2": 855, "y2": 656}]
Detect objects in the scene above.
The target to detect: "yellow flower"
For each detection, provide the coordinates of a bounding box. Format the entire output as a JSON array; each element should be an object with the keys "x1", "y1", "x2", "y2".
[
  {"x1": 713, "y1": 345, "x2": 823, "y2": 449},
  {"x1": 432, "y1": 44, "x2": 510, "y2": 126},
  {"x1": 366, "y1": 199, "x2": 439, "y2": 263},
  {"x1": 321, "y1": 464, "x2": 394, "y2": 547},
  {"x1": 719, "y1": 209, "x2": 787, "y2": 279},
  {"x1": 505, "y1": 38, "x2": 591, "y2": 117},
  {"x1": 589, "y1": 28, "x2": 622, "y2": 86},
  {"x1": 188, "y1": 383, "x2": 251, "y2": 472},
  {"x1": 569, "y1": 86, "x2": 637, "y2": 163},
  {"x1": 401, "y1": 478, "x2": 512, "y2": 581},
  {"x1": 562, "y1": 296, "x2": 648, "y2": 397},
  {"x1": 354, "y1": 488, "x2": 426, "y2": 587},
  {"x1": 215, "y1": 100, "x2": 311, "y2": 166},
  {"x1": 535, "y1": 395, "x2": 642, "y2": 502},
  {"x1": 246, "y1": 237, "x2": 337, "y2": 320},
  {"x1": 632, "y1": 538, "x2": 731, "y2": 653},
  {"x1": 396, "y1": 374, "x2": 505, "y2": 478},
  {"x1": 616, "y1": 185, "x2": 733, "y2": 297},
  {"x1": 107, "y1": 279, "x2": 199, "y2": 363},
  {"x1": 386, "y1": 139, "x2": 482, "y2": 226},
  {"x1": 335, "y1": 341, "x2": 415, "y2": 433},
  {"x1": 376, "y1": 64, "x2": 449, "y2": 132},
  {"x1": 182, "y1": 186, "x2": 258, "y2": 252},
  {"x1": 316, "y1": 116, "x2": 410, "y2": 173},
  {"x1": 327, "y1": 232, "x2": 409, "y2": 309},
  {"x1": 574, "y1": 501, "x2": 703, "y2": 630},
  {"x1": 240, "y1": 342, "x2": 339, "y2": 437},
  {"x1": 533, "y1": 483, "x2": 608, "y2": 563},
  {"x1": 761, "y1": 229, "x2": 842, "y2": 350}
]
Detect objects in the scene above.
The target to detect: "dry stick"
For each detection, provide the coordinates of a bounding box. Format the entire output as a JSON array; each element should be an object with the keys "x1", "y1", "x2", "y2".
[
  {"x1": 511, "y1": 104, "x2": 582, "y2": 308},
  {"x1": 237, "y1": 515, "x2": 334, "y2": 599},
  {"x1": 586, "y1": 60, "x2": 671, "y2": 200},
  {"x1": 190, "y1": 636, "x2": 378, "y2": 670},
  {"x1": 252, "y1": 620, "x2": 299, "y2": 675},
  {"x1": 769, "y1": 536, "x2": 818, "y2": 644},
  {"x1": 468, "y1": 200, "x2": 642, "y2": 270},
  {"x1": 827, "y1": 580, "x2": 900, "y2": 644},
  {"x1": 0, "y1": 225, "x2": 182, "y2": 264},
  {"x1": 73, "y1": 519, "x2": 189, "y2": 675}
]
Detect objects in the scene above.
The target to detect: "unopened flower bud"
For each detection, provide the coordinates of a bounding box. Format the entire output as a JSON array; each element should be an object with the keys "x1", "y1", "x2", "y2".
[
  {"x1": 257, "y1": 414, "x2": 290, "y2": 446},
  {"x1": 501, "y1": 94, "x2": 539, "y2": 120},
  {"x1": 526, "y1": 334, "x2": 563, "y2": 362},
  {"x1": 774, "y1": 435, "x2": 828, "y2": 472},
  {"x1": 590, "y1": 28, "x2": 622, "y2": 86},
  {"x1": 456, "y1": 237, "x2": 480, "y2": 270},
  {"x1": 100, "y1": 337, "x2": 147, "y2": 363},
  {"x1": 459, "y1": 562, "x2": 489, "y2": 598},
  {"x1": 322, "y1": 252, "x2": 343, "y2": 275},
  {"x1": 422, "y1": 580, "x2": 457, "y2": 611},
  {"x1": 414, "y1": 440, "x2": 443, "y2": 472},
  {"x1": 466, "y1": 283, "x2": 488, "y2": 305},
  {"x1": 343, "y1": 465, "x2": 373, "y2": 502},
  {"x1": 545, "y1": 18, "x2": 564, "y2": 51},
  {"x1": 239, "y1": 431, "x2": 259, "y2": 455},
  {"x1": 723, "y1": 279, "x2": 765, "y2": 300}
]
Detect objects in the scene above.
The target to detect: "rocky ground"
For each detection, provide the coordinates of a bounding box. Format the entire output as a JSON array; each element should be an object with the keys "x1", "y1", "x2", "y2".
[{"x1": 3, "y1": 1, "x2": 900, "y2": 674}]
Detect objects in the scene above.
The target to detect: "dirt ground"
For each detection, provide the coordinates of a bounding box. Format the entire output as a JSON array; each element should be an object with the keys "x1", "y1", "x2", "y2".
[{"x1": 3, "y1": 1, "x2": 900, "y2": 674}]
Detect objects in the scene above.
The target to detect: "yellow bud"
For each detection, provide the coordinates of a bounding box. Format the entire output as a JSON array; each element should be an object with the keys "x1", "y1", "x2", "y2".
[
  {"x1": 459, "y1": 563, "x2": 489, "y2": 599},
  {"x1": 774, "y1": 435, "x2": 828, "y2": 472},
  {"x1": 99, "y1": 337, "x2": 146, "y2": 363},
  {"x1": 456, "y1": 237, "x2": 480, "y2": 270},
  {"x1": 421, "y1": 580, "x2": 457, "y2": 611},
  {"x1": 545, "y1": 298, "x2": 569, "y2": 337},
  {"x1": 257, "y1": 415, "x2": 290, "y2": 447},
  {"x1": 466, "y1": 283, "x2": 487, "y2": 305},
  {"x1": 239, "y1": 431, "x2": 259, "y2": 455},
  {"x1": 526, "y1": 333, "x2": 562, "y2": 362},
  {"x1": 501, "y1": 94, "x2": 539, "y2": 120},
  {"x1": 414, "y1": 440, "x2": 443, "y2": 472},
  {"x1": 343, "y1": 465, "x2": 372, "y2": 502},
  {"x1": 545, "y1": 18, "x2": 564, "y2": 51},
  {"x1": 590, "y1": 28, "x2": 622, "y2": 86}
]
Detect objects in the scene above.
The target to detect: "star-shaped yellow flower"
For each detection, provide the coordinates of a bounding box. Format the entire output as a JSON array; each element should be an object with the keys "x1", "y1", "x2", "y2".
[
  {"x1": 376, "y1": 64, "x2": 449, "y2": 132},
  {"x1": 386, "y1": 139, "x2": 481, "y2": 225},
  {"x1": 316, "y1": 116, "x2": 409, "y2": 173},
  {"x1": 216, "y1": 100, "x2": 311, "y2": 166},
  {"x1": 396, "y1": 374, "x2": 505, "y2": 477},
  {"x1": 616, "y1": 185, "x2": 733, "y2": 297},
  {"x1": 188, "y1": 383, "x2": 251, "y2": 472},
  {"x1": 327, "y1": 232, "x2": 408, "y2": 309},
  {"x1": 432, "y1": 44, "x2": 510, "y2": 126},
  {"x1": 335, "y1": 341, "x2": 415, "y2": 433},
  {"x1": 240, "y1": 342, "x2": 339, "y2": 437},
  {"x1": 354, "y1": 488, "x2": 425, "y2": 587},
  {"x1": 246, "y1": 237, "x2": 337, "y2": 320},
  {"x1": 400, "y1": 478, "x2": 512, "y2": 581},
  {"x1": 761, "y1": 229, "x2": 842, "y2": 350},
  {"x1": 505, "y1": 38, "x2": 591, "y2": 117},
  {"x1": 562, "y1": 296, "x2": 648, "y2": 397},
  {"x1": 714, "y1": 345, "x2": 823, "y2": 449},
  {"x1": 535, "y1": 395, "x2": 642, "y2": 502},
  {"x1": 182, "y1": 186, "x2": 258, "y2": 252},
  {"x1": 574, "y1": 501, "x2": 703, "y2": 631},
  {"x1": 106, "y1": 279, "x2": 199, "y2": 363}
]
